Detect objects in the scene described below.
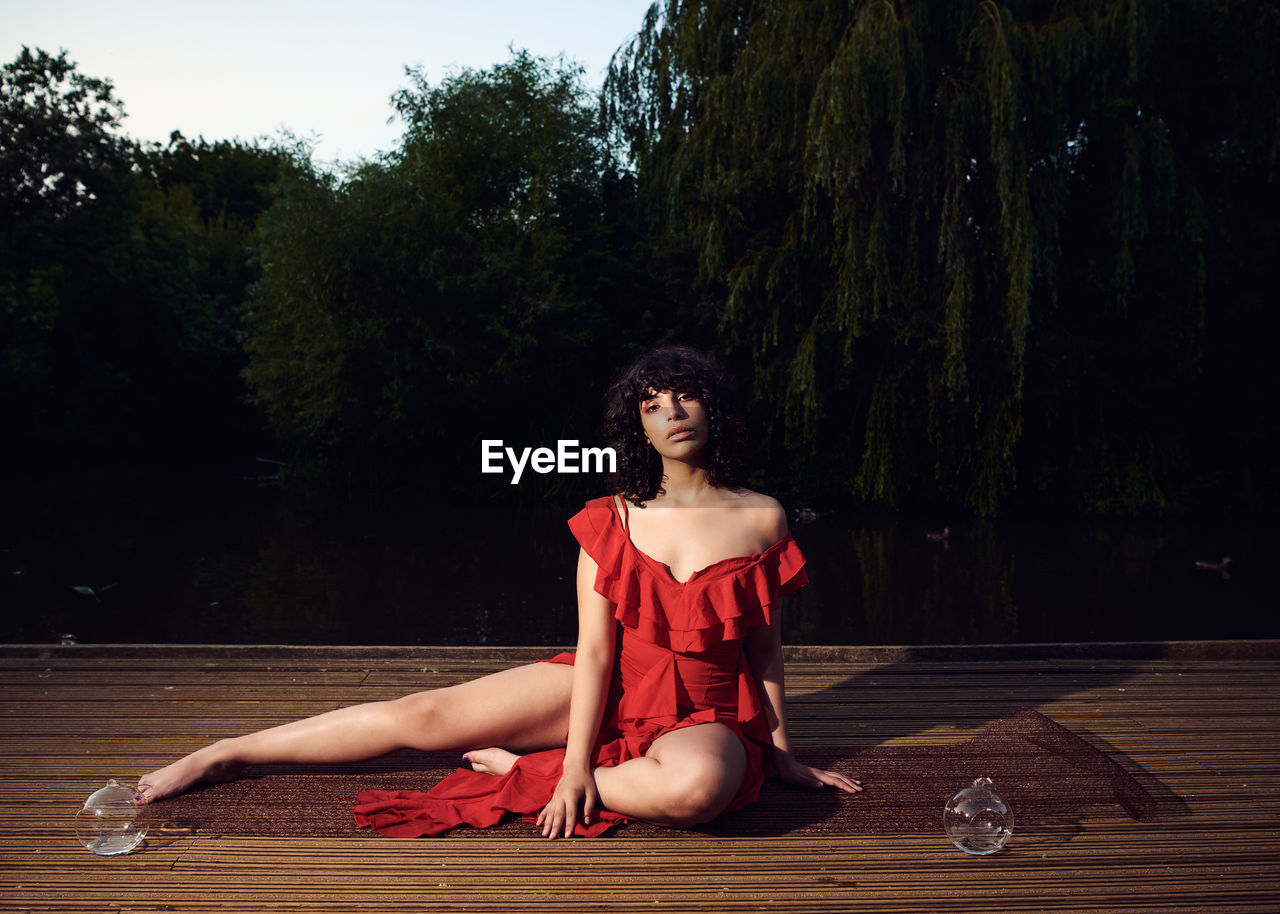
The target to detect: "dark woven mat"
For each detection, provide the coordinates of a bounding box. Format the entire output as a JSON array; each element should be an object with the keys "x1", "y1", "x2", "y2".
[{"x1": 155, "y1": 709, "x2": 1165, "y2": 838}]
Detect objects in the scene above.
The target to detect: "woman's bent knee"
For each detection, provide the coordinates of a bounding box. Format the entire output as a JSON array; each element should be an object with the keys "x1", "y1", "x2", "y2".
[
  {"x1": 659, "y1": 756, "x2": 744, "y2": 826},
  {"x1": 641, "y1": 723, "x2": 748, "y2": 826}
]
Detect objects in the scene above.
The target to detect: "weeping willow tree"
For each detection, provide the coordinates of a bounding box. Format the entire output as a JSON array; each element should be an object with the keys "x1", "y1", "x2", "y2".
[{"x1": 605, "y1": 0, "x2": 1279, "y2": 513}]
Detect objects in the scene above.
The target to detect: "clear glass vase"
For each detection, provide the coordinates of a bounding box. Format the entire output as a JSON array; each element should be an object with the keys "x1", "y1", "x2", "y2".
[
  {"x1": 943, "y1": 776, "x2": 1013, "y2": 855},
  {"x1": 76, "y1": 779, "x2": 150, "y2": 855}
]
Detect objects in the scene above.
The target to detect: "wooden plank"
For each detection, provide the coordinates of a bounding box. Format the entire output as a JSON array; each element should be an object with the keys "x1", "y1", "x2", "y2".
[{"x1": 0, "y1": 644, "x2": 1277, "y2": 912}]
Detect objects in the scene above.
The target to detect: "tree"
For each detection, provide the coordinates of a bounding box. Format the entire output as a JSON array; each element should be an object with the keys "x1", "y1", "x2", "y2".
[
  {"x1": 0, "y1": 46, "x2": 129, "y2": 220},
  {"x1": 243, "y1": 51, "x2": 648, "y2": 490},
  {"x1": 132, "y1": 133, "x2": 293, "y2": 409},
  {"x1": 605, "y1": 0, "x2": 1280, "y2": 513},
  {"x1": 1, "y1": 48, "x2": 288, "y2": 471}
]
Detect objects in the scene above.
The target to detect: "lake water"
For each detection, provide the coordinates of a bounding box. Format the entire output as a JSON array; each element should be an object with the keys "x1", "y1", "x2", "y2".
[{"x1": 2, "y1": 467, "x2": 1273, "y2": 646}]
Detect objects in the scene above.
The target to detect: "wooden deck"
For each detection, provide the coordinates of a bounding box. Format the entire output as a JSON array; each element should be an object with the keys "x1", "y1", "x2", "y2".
[{"x1": 2, "y1": 641, "x2": 1278, "y2": 913}]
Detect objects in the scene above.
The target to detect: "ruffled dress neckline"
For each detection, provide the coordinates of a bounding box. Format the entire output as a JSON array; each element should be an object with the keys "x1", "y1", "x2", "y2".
[
  {"x1": 574, "y1": 495, "x2": 808, "y2": 655},
  {"x1": 611, "y1": 493, "x2": 798, "y2": 586}
]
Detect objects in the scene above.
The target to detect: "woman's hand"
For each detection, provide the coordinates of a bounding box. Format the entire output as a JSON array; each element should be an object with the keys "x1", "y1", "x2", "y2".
[
  {"x1": 774, "y1": 748, "x2": 863, "y2": 794},
  {"x1": 536, "y1": 765, "x2": 599, "y2": 838}
]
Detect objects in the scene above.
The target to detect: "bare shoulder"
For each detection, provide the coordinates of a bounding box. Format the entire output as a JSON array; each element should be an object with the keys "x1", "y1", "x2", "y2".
[{"x1": 724, "y1": 488, "x2": 789, "y2": 542}]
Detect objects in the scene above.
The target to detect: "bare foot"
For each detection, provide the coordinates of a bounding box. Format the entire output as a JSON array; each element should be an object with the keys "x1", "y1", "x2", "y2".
[
  {"x1": 137, "y1": 743, "x2": 244, "y2": 802},
  {"x1": 463, "y1": 747, "x2": 520, "y2": 777}
]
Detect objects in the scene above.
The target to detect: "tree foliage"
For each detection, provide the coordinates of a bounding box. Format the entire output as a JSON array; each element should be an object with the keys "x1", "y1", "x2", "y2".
[
  {"x1": 0, "y1": 46, "x2": 129, "y2": 220},
  {"x1": 605, "y1": 0, "x2": 1280, "y2": 513},
  {"x1": 1, "y1": 48, "x2": 288, "y2": 470},
  {"x1": 242, "y1": 52, "x2": 656, "y2": 487},
  {"x1": 4, "y1": 25, "x2": 1276, "y2": 516}
]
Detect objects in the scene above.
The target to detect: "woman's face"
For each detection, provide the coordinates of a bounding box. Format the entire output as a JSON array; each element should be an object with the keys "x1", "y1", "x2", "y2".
[{"x1": 639, "y1": 388, "x2": 708, "y2": 460}]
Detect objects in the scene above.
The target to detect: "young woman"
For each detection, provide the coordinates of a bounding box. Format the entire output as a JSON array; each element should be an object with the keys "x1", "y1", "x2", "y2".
[{"x1": 138, "y1": 346, "x2": 861, "y2": 837}]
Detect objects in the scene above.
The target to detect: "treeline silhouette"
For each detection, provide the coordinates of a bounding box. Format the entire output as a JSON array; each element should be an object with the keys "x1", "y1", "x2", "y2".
[{"x1": 4, "y1": 0, "x2": 1277, "y2": 515}]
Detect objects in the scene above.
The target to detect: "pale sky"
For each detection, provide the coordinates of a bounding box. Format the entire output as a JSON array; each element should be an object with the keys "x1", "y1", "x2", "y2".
[{"x1": 4, "y1": 0, "x2": 656, "y2": 167}]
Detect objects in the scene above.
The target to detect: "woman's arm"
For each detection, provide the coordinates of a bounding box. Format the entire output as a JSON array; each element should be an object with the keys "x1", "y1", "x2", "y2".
[
  {"x1": 745, "y1": 620, "x2": 862, "y2": 793},
  {"x1": 536, "y1": 546, "x2": 617, "y2": 837},
  {"x1": 747, "y1": 619, "x2": 865, "y2": 788},
  {"x1": 744, "y1": 506, "x2": 863, "y2": 794}
]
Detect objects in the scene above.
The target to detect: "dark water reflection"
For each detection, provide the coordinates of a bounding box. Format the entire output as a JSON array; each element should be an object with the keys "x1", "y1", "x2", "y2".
[
  {"x1": 792, "y1": 513, "x2": 1272, "y2": 645},
  {"x1": 2, "y1": 469, "x2": 1273, "y2": 646}
]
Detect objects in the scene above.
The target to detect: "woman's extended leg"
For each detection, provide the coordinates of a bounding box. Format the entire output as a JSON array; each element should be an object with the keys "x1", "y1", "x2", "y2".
[{"x1": 138, "y1": 661, "x2": 574, "y2": 802}]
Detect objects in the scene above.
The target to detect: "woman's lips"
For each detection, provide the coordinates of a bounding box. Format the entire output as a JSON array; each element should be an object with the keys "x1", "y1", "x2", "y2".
[{"x1": 667, "y1": 427, "x2": 695, "y2": 441}]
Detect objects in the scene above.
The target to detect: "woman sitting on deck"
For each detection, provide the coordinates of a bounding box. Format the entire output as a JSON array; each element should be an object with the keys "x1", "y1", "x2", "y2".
[{"x1": 139, "y1": 345, "x2": 862, "y2": 837}]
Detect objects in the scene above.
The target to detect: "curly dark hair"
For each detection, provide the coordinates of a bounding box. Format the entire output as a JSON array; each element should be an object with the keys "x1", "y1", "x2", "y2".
[{"x1": 603, "y1": 346, "x2": 745, "y2": 505}]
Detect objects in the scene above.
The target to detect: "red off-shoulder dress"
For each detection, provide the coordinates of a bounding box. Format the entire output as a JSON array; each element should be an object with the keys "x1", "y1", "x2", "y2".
[{"x1": 353, "y1": 495, "x2": 808, "y2": 837}]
